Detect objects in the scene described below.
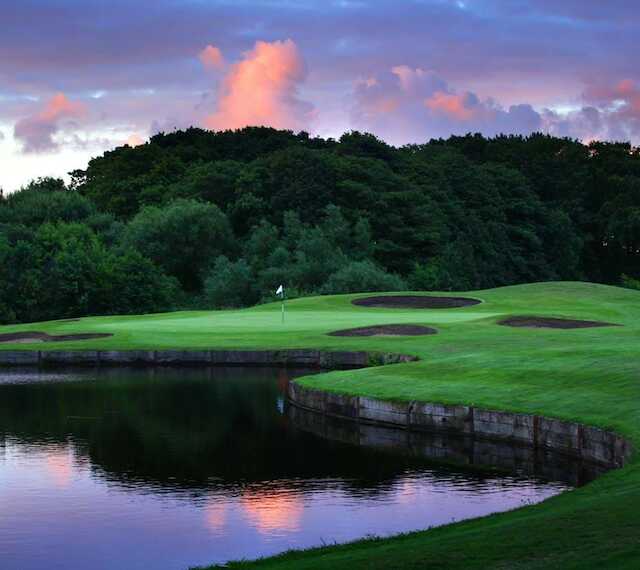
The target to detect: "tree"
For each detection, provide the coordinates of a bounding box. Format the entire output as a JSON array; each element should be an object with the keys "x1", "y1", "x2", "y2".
[
  {"x1": 169, "y1": 160, "x2": 244, "y2": 207},
  {"x1": 204, "y1": 256, "x2": 258, "y2": 308},
  {"x1": 0, "y1": 234, "x2": 15, "y2": 323},
  {"x1": 3, "y1": 127, "x2": 640, "y2": 322},
  {"x1": 322, "y1": 261, "x2": 406, "y2": 294},
  {"x1": 292, "y1": 227, "x2": 348, "y2": 292},
  {"x1": 123, "y1": 199, "x2": 234, "y2": 290},
  {"x1": 0, "y1": 178, "x2": 96, "y2": 226},
  {"x1": 98, "y1": 249, "x2": 179, "y2": 315}
]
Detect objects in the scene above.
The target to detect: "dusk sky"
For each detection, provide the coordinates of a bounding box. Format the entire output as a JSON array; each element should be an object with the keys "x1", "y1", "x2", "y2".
[{"x1": 1, "y1": 0, "x2": 639, "y2": 192}]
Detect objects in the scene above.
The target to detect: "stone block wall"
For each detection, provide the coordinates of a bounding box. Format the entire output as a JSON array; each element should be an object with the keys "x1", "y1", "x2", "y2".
[{"x1": 287, "y1": 383, "x2": 633, "y2": 470}]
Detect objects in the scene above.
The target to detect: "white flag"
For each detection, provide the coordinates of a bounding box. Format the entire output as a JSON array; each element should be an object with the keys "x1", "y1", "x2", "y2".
[{"x1": 275, "y1": 284, "x2": 284, "y2": 296}]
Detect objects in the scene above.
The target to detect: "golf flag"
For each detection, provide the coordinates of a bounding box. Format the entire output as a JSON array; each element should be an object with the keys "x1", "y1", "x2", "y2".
[{"x1": 276, "y1": 285, "x2": 285, "y2": 323}]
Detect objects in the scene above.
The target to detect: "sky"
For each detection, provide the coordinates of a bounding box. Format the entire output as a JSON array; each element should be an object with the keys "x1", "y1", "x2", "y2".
[{"x1": 1, "y1": 0, "x2": 639, "y2": 192}]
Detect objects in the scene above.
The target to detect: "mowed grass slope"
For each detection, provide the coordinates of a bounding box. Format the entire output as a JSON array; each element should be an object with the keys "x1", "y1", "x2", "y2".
[{"x1": 1, "y1": 281, "x2": 639, "y2": 569}]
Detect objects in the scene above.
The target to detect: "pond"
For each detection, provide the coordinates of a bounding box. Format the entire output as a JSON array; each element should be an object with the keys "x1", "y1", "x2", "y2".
[{"x1": 0, "y1": 367, "x2": 598, "y2": 570}]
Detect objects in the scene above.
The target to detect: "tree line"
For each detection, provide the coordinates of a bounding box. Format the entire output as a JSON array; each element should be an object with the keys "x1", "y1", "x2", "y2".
[{"x1": 1, "y1": 127, "x2": 639, "y2": 323}]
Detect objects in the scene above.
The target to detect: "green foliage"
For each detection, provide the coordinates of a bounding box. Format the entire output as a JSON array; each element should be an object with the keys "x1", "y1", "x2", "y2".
[
  {"x1": 408, "y1": 261, "x2": 447, "y2": 290},
  {"x1": 292, "y1": 226, "x2": 349, "y2": 291},
  {"x1": 33, "y1": 222, "x2": 106, "y2": 318},
  {"x1": 620, "y1": 274, "x2": 640, "y2": 290},
  {"x1": 321, "y1": 260, "x2": 406, "y2": 294},
  {"x1": 0, "y1": 233, "x2": 15, "y2": 322},
  {"x1": 99, "y1": 249, "x2": 179, "y2": 315},
  {"x1": 204, "y1": 256, "x2": 259, "y2": 308},
  {"x1": 169, "y1": 160, "x2": 244, "y2": 207},
  {"x1": 122, "y1": 198, "x2": 234, "y2": 291},
  {"x1": 0, "y1": 177, "x2": 96, "y2": 226},
  {"x1": 3, "y1": 127, "x2": 640, "y2": 320}
]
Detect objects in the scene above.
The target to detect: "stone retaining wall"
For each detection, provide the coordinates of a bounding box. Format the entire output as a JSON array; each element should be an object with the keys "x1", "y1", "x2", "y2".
[
  {"x1": 0, "y1": 348, "x2": 417, "y2": 369},
  {"x1": 287, "y1": 405, "x2": 609, "y2": 486},
  {"x1": 288, "y1": 383, "x2": 633, "y2": 469}
]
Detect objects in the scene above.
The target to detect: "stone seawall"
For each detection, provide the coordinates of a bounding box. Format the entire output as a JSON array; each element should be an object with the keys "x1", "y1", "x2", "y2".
[
  {"x1": 288, "y1": 383, "x2": 633, "y2": 469},
  {"x1": 0, "y1": 348, "x2": 417, "y2": 369},
  {"x1": 287, "y1": 405, "x2": 609, "y2": 486}
]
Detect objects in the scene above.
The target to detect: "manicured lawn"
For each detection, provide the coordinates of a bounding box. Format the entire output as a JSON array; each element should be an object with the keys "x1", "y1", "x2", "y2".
[{"x1": 1, "y1": 281, "x2": 639, "y2": 569}]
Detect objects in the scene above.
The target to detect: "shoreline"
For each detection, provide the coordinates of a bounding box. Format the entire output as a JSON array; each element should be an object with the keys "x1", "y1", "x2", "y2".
[{"x1": 0, "y1": 347, "x2": 630, "y2": 471}]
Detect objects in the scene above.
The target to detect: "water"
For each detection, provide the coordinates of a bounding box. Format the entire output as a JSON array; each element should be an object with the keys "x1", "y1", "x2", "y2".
[{"x1": 0, "y1": 367, "x2": 589, "y2": 570}]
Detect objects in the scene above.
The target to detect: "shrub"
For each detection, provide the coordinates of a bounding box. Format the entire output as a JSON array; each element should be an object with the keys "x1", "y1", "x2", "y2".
[
  {"x1": 408, "y1": 262, "x2": 445, "y2": 290},
  {"x1": 100, "y1": 249, "x2": 180, "y2": 315},
  {"x1": 621, "y1": 274, "x2": 640, "y2": 291},
  {"x1": 321, "y1": 260, "x2": 406, "y2": 294},
  {"x1": 204, "y1": 256, "x2": 259, "y2": 308},
  {"x1": 123, "y1": 199, "x2": 234, "y2": 291}
]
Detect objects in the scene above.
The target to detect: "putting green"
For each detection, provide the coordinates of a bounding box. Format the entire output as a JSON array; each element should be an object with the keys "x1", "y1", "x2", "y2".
[{"x1": 0, "y1": 281, "x2": 638, "y2": 569}]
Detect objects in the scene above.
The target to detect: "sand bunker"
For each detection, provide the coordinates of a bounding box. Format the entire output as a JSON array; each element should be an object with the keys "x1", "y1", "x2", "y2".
[
  {"x1": 353, "y1": 295, "x2": 481, "y2": 309},
  {"x1": 498, "y1": 316, "x2": 620, "y2": 329},
  {"x1": 329, "y1": 324, "x2": 437, "y2": 337},
  {"x1": 0, "y1": 331, "x2": 113, "y2": 344}
]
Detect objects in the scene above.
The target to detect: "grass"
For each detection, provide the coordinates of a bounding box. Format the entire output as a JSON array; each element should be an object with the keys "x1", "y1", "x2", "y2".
[{"x1": 1, "y1": 281, "x2": 639, "y2": 569}]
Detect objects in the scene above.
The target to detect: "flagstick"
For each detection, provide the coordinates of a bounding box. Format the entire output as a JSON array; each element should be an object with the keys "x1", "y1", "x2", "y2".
[
  {"x1": 281, "y1": 295, "x2": 285, "y2": 324},
  {"x1": 275, "y1": 285, "x2": 285, "y2": 324}
]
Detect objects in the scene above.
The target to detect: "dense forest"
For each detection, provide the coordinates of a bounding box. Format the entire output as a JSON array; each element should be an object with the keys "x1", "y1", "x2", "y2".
[{"x1": 1, "y1": 127, "x2": 639, "y2": 323}]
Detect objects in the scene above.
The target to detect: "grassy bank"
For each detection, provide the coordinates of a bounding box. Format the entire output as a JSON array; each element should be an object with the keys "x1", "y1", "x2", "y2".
[{"x1": 1, "y1": 281, "x2": 638, "y2": 568}]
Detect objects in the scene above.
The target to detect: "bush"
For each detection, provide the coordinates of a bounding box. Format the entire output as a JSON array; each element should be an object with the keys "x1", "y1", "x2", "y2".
[
  {"x1": 321, "y1": 260, "x2": 406, "y2": 294},
  {"x1": 621, "y1": 274, "x2": 640, "y2": 291},
  {"x1": 123, "y1": 199, "x2": 234, "y2": 291},
  {"x1": 100, "y1": 249, "x2": 180, "y2": 315},
  {"x1": 204, "y1": 256, "x2": 259, "y2": 308},
  {"x1": 408, "y1": 262, "x2": 445, "y2": 290}
]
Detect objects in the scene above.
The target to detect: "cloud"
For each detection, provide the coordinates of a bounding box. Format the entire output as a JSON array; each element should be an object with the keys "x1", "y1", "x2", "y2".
[
  {"x1": 0, "y1": 130, "x2": 5, "y2": 142},
  {"x1": 125, "y1": 133, "x2": 145, "y2": 147},
  {"x1": 542, "y1": 79, "x2": 640, "y2": 143},
  {"x1": 13, "y1": 93, "x2": 85, "y2": 153},
  {"x1": 585, "y1": 79, "x2": 640, "y2": 135},
  {"x1": 353, "y1": 68, "x2": 640, "y2": 146},
  {"x1": 199, "y1": 45, "x2": 224, "y2": 70},
  {"x1": 352, "y1": 66, "x2": 542, "y2": 144},
  {"x1": 204, "y1": 39, "x2": 314, "y2": 131},
  {"x1": 425, "y1": 91, "x2": 478, "y2": 121}
]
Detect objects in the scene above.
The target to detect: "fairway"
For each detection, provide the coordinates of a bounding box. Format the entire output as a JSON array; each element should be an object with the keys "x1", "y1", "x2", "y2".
[{"x1": 1, "y1": 281, "x2": 639, "y2": 569}]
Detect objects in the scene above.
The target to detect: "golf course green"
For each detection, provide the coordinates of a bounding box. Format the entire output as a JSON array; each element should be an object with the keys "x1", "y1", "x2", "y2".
[{"x1": 1, "y1": 281, "x2": 638, "y2": 569}]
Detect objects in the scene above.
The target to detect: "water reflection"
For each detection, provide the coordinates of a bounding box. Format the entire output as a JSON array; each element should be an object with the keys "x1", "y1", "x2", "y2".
[
  {"x1": 241, "y1": 488, "x2": 304, "y2": 534},
  {"x1": 286, "y1": 405, "x2": 608, "y2": 487},
  {"x1": 0, "y1": 367, "x2": 590, "y2": 570}
]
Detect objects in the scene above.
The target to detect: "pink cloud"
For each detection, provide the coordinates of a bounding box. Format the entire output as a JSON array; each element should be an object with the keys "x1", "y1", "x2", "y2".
[
  {"x1": 199, "y1": 44, "x2": 224, "y2": 70},
  {"x1": 204, "y1": 39, "x2": 314, "y2": 131},
  {"x1": 425, "y1": 91, "x2": 476, "y2": 121},
  {"x1": 352, "y1": 66, "x2": 541, "y2": 144},
  {"x1": 391, "y1": 65, "x2": 431, "y2": 95},
  {"x1": 584, "y1": 79, "x2": 639, "y2": 107},
  {"x1": 546, "y1": 78, "x2": 640, "y2": 142},
  {"x1": 355, "y1": 69, "x2": 640, "y2": 145},
  {"x1": 14, "y1": 93, "x2": 85, "y2": 153},
  {"x1": 608, "y1": 80, "x2": 640, "y2": 116}
]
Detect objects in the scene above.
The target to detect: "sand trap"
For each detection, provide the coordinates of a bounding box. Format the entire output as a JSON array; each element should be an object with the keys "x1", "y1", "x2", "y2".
[
  {"x1": 329, "y1": 324, "x2": 437, "y2": 337},
  {"x1": 353, "y1": 295, "x2": 481, "y2": 309},
  {"x1": 0, "y1": 331, "x2": 113, "y2": 344},
  {"x1": 498, "y1": 316, "x2": 620, "y2": 329}
]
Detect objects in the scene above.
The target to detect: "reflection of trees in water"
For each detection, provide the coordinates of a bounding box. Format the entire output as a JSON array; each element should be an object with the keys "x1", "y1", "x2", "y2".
[{"x1": 0, "y1": 367, "x2": 452, "y2": 501}]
